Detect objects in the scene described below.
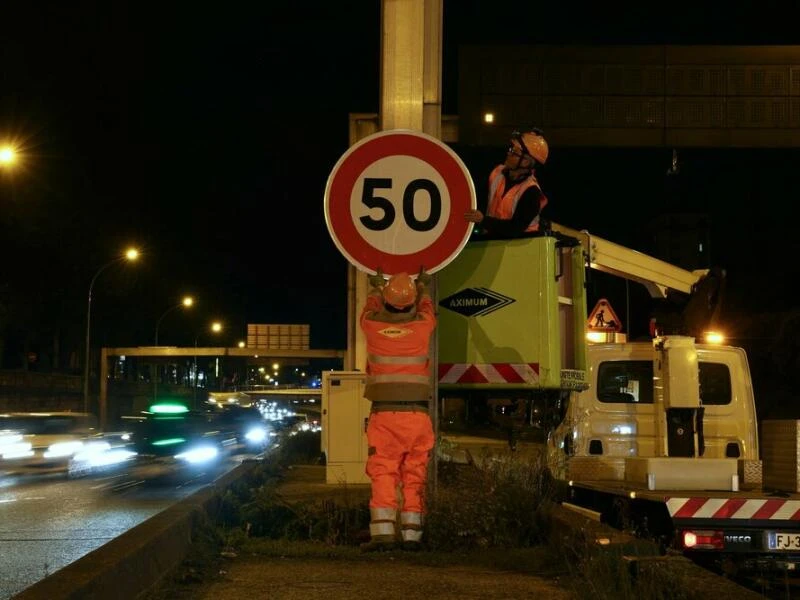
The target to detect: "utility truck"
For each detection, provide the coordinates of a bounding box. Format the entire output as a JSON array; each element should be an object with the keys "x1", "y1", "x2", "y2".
[{"x1": 436, "y1": 224, "x2": 799, "y2": 572}]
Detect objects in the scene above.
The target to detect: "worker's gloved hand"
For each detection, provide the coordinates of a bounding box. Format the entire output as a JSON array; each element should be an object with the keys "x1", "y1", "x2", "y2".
[
  {"x1": 416, "y1": 267, "x2": 432, "y2": 287},
  {"x1": 368, "y1": 268, "x2": 385, "y2": 288},
  {"x1": 464, "y1": 209, "x2": 483, "y2": 223}
]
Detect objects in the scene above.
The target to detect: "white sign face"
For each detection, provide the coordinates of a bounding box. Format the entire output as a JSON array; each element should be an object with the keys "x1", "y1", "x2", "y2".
[
  {"x1": 350, "y1": 154, "x2": 450, "y2": 256},
  {"x1": 324, "y1": 129, "x2": 476, "y2": 276}
]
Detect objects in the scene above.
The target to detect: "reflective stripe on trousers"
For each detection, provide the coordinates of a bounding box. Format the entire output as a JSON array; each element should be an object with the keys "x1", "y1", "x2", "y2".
[
  {"x1": 366, "y1": 411, "x2": 434, "y2": 514},
  {"x1": 369, "y1": 506, "x2": 397, "y2": 538},
  {"x1": 400, "y1": 510, "x2": 424, "y2": 542}
]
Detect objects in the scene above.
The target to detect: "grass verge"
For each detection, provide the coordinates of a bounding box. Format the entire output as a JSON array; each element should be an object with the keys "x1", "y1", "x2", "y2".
[{"x1": 145, "y1": 432, "x2": 701, "y2": 599}]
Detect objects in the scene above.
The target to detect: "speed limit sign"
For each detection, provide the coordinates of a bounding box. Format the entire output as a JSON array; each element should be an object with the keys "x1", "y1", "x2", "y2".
[{"x1": 324, "y1": 129, "x2": 476, "y2": 276}]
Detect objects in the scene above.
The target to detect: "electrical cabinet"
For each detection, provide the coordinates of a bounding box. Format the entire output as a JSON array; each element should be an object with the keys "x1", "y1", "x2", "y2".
[{"x1": 321, "y1": 371, "x2": 370, "y2": 485}]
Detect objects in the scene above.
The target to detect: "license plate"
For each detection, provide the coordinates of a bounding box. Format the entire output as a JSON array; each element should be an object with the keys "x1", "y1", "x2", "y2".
[{"x1": 768, "y1": 532, "x2": 800, "y2": 550}]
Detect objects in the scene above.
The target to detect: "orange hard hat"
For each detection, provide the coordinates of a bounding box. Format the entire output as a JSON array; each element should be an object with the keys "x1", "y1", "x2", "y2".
[
  {"x1": 382, "y1": 272, "x2": 417, "y2": 309},
  {"x1": 513, "y1": 128, "x2": 549, "y2": 165}
]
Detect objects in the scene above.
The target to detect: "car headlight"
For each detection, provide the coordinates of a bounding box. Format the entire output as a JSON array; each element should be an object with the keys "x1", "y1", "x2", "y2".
[
  {"x1": 72, "y1": 441, "x2": 111, "y2": 464},
  {"x1": 175, "y1": 445, "x2": 219, "y2": 464},
  {"x1": 76, "y1": 447, "x2": 137, "y2": 468},
  {"x1": 0, "y1": 433, "x2": 33, "y2": 460},
  {"x1": 245, "y1": 427, "x2": 268, "y2": 443},
  {"x1": 44, "y1": 441, "x2": 84, "y2": 458},
  {"x1": 0, "y1": 432, "x2": 22, "y2": 446}
]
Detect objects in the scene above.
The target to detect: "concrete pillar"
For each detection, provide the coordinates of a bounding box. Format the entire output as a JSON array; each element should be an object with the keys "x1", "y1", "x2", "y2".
[{"x1": 349, "y1": 0, "x2": 442, "y2": 374}]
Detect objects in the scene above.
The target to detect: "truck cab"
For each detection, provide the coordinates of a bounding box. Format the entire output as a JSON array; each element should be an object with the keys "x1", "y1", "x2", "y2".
[{"x1": 547, "y1": 341, "x2": 759, "y2": 481}]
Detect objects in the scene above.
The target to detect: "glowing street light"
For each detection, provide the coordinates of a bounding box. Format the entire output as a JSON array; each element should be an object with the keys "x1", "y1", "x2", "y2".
[
  {"x1": 0, "y1": 146, "x2": 16, "y2": 166},
  {"x1": 153, "y1": 295, "x2": 194, "y2": 402},
  {"x1": 83, "y1": 247, "x2": 140, "y2": 414},
  {"x1": 194, "y1": 321, "x2": 222, "y2": 352},
  {"x1": 155, "y1": 296, "x2": 194, "y2": 346},
  {"x1": 193, "y1": 321, "x2": 223, "y2": 407}
]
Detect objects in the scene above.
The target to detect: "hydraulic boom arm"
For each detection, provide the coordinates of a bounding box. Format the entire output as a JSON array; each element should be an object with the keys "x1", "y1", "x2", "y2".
[
  {"x1": 549, "y1": 222, "x2": 725, "y2": 337},
  {"x1": 550, "y1": 222, "x2": 707, "y2": 298}
]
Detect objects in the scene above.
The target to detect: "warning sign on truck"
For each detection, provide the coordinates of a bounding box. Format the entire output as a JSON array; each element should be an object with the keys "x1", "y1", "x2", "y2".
[{"x1": 587, "y1": 298, "x2": 622, "y2": 332}]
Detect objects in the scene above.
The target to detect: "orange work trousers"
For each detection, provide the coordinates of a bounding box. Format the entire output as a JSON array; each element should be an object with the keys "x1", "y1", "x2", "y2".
[{"x1": 365, "y1": 411, "x2": 435, "y2": 513}]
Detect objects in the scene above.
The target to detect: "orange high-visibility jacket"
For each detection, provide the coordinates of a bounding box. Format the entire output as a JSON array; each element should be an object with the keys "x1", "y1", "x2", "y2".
[
  {"x1": 359, "y1": 292, "x2": 437, "y2": 404},
  {"x1": 486, "y1": 164, "x2": 548, "y2": 233}
]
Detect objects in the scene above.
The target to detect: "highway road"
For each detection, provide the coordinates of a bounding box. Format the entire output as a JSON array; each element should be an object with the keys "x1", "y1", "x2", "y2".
[{"x1": 0, "y1": 463, "x2": 234, "y2": 599}]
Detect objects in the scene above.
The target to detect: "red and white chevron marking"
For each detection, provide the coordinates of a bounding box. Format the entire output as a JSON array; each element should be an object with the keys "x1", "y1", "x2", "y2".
[
  {"x1": 438, "y1": 363, "x2": 540, "y2": 384},
  {"x1": 667, "y1": 497, "x2": 800, "y2": 520}
]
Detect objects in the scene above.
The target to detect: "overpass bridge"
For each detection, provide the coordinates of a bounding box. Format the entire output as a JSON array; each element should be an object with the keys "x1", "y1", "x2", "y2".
[{"x1": 98, "y1": 346, "x2": 344, "y2": 429}]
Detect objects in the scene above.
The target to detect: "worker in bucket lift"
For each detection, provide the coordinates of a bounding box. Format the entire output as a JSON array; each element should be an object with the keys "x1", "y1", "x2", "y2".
[
  {"x1": 464, "y1": 127, "x2": 549, "y2": 237},
  {"x1": 359, "y1": 267, "x2": 437, "y2": 552}
]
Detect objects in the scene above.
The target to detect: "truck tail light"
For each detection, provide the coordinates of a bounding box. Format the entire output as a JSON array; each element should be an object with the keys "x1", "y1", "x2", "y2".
[{"x1": 682, "y1": 529, "x2": 724, "y2": 550}]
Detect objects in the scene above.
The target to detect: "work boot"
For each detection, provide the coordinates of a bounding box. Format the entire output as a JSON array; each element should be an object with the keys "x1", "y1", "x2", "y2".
[{"x1": 360, "y1": 535, "x2": 396, "y2": 553}]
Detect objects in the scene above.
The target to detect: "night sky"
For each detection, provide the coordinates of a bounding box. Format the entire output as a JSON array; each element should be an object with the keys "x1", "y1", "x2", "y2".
[{"x1": 2, "y1": 2, "x2": 800, "y2": 379}]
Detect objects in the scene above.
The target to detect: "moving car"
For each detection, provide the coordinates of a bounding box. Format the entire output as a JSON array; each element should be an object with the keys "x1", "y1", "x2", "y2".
[
  {"x1": 205, "y1": 404, "x2": 271, "y2": 453},
  {"x1": 0, "y1": 412, "x2": 133, "y2": 476},
  {"x1": 124, "y1": 402, "x2": 239, "y2": 482}
]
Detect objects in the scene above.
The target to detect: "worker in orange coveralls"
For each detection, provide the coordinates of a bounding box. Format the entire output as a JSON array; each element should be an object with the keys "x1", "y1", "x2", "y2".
[{"x1": 359, "y1": 267, "x2": 437, "y2": 552}]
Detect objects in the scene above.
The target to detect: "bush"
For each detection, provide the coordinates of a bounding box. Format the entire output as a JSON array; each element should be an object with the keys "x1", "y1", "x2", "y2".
[
  {"x1": 274, "y1": 431, "x2": 323, "y2": 464},
  {"x1": 425, "y1": 451, "x2": 556, "y2": 550},
  {"x1": 216, "y1": 432, "x2": 370, "y2": 545}
]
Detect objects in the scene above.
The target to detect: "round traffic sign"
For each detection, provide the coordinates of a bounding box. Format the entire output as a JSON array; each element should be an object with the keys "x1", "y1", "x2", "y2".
[{"x1": 324, "y1": 129, "x2": 476, "y2": 276}]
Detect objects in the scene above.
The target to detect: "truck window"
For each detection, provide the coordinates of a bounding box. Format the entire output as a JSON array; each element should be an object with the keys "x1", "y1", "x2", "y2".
[
  {"x1": 595, "y1": 361, "x2": 731, "y2": 406},
  {"x1": 597, "y1": 361, "x2": 654, "y2": 404},
  {"x1": 698, "y1": 362, "x2": 732, "y2": 406}
]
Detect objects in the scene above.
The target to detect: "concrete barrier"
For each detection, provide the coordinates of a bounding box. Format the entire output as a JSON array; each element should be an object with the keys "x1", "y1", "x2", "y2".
[{"x1": 13, "y1": 461, "x2": 259, "y2": 600}]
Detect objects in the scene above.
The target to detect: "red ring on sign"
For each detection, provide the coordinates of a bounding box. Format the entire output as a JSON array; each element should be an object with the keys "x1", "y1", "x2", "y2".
[{"x1": 326, "y1": 132, "x2": 474, "y2": 275}]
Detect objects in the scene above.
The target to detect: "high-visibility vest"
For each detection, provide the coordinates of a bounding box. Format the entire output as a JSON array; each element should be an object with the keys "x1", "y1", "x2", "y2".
[
  {"x1": 486, "y1": 165, "x2": 548, "y2": 232},
  {"x1": 359, "y1": 294, "x2": 437, "y2": 403}
]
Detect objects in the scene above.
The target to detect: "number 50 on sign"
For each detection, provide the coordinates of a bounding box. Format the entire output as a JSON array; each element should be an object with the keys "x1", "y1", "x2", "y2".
[{"x1": 324, "y1": 129, "x2": 476, "y2": 276}]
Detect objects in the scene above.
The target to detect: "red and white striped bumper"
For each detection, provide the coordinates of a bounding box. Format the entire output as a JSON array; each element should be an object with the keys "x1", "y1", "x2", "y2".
[
  {"x1": 667, "y1": 497, "x2": 800, "y2": 521},
  {"x1": 438, "y1": 363, "x2": 540, "y2": 385}
]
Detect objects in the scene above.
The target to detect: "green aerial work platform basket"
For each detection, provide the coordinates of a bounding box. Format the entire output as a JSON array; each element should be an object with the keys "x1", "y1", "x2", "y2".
[{"x1": 437, "y1": 234, "x2": 587, "y2": 391}]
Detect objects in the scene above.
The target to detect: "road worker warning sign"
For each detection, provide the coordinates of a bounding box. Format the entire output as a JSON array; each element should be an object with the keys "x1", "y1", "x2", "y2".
[{"x1": 587, "y1": 298, "x2": 623, "y2": 332}]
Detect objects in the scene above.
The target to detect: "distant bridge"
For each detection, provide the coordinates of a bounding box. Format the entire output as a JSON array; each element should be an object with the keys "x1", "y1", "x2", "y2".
[{"x1": 98, "y1": 345, "x2": 345, "y2": 429}]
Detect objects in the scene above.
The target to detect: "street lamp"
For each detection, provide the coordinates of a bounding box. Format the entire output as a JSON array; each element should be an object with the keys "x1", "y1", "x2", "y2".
[
  {"x1": 200, "y1": 320, "x2": 222, "y2": 340},
  {"x1": 193, "y1": 321, "x2": 222, "y2": 408},
  {"x1": 83, "y1": 247, "x2": 139, "y2": 414},
  {"x1": 0, "y1": 146, "x2": 16, "y2": 167},
  {"x1": 153, "y1": 295, "x2": 194, "y2": 402},
  {"x1": 155, "y1": 296, "x2": 194, "y2": 346}
]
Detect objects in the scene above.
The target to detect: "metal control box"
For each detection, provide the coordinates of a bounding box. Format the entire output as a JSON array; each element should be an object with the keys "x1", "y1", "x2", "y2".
[{"x1": 321, "y1": 371, "x2": 370, "y2": 485}]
